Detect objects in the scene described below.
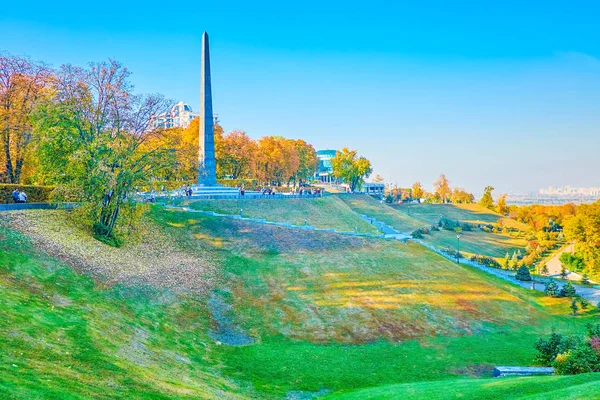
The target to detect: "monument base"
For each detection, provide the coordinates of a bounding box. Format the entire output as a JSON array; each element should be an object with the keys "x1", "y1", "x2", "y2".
[{"x1": 189, "y1": 184, "x2": 263, "y2": 199}]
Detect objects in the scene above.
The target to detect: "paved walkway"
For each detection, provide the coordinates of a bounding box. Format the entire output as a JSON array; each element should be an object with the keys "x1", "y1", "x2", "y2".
[
  {"x1": 542, "y1": 242, "x2": 591, "y2": 282},
  {"x1": 0, "y1": 202, "x2": 76, "y2": 212},
  {"x1": 356, "y1": 213, "x2": 411, "y2": 239}
]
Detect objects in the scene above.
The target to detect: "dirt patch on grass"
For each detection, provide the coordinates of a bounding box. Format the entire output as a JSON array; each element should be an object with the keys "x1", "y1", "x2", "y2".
[
  {"x1": 450, "y1": 364, "x2": 494, "y2": 378},
  {"x1": 4, "y1": 211, "x2": 216, "y2": 296},
  {"x1": 188, "y1": 213, "x2": 377, "y2": 255}
]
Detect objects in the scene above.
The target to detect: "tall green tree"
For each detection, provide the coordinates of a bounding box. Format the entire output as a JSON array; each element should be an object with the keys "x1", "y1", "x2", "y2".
[
  {"x1": 433, "y1": 173, "x2": 451, "y2": 203},
  {"x1": 331, "y1": 147, "x2": 372, "y2": 192},
  {"x1": 479, "y1": 186, "x2": 495, "y2": 209},
  {"x1": 33, "y1": 60, "x2": 174, "y2": 244}
]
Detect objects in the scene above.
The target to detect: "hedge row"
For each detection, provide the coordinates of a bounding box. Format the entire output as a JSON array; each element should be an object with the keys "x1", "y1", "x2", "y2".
[{"x1": 0, "y1": 184, "x2": 55, "y2": 204}]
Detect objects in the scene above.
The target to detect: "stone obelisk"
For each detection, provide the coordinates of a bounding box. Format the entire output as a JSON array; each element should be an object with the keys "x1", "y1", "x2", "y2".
[{"x1": 198, "y1": 31, "x2": 217, "y2": 185}]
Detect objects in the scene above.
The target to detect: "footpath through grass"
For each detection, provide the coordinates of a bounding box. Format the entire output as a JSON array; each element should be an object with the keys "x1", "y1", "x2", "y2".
[{"x1": 187, "y1": 196, "x2": 379, "y2": 234}]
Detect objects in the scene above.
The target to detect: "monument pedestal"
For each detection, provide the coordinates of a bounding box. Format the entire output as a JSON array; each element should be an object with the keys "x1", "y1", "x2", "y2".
[{"x1": 190, "y1": 184, "x2": 261, "y2": 199}]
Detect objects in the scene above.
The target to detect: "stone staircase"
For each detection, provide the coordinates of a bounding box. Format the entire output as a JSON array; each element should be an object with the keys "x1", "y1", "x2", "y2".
[{"x1": 356, "y1": 213, "x2": 411, "y2": 241}]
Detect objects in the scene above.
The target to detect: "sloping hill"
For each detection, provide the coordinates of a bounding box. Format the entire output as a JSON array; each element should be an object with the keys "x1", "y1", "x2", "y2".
[
  {"x1": 1, "y1": 207, "x2": 596, "y2": 398},
  {"x1": 393, "y1": 202, "x2": 531, "y2": 232},
  {"x1": 153, "y1": 208, "x2": 590, "y2": 395},
  {"x1": 337, "y1": 194, "x2": 425, "y2": 233},
  {"x1": 0, "y1": 216, "x2": 252, "y2": 399},
  {"x1": 188, "y1": 196, "x2": 379, "y2": 234},
  {"x1": 337, "y1": 196, "x2": 528, "y2": 258}
]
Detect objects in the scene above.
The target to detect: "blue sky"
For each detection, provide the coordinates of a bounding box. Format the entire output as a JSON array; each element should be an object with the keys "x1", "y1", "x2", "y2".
[{"x1": 2, "y1": 0, "x2": 599, "y2": 193}]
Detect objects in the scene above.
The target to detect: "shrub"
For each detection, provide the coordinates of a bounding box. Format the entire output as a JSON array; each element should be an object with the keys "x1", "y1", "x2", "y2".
[
  {"x1": 560, "y1": 282, "x2": 577, "y2": 298},
  {"x1": 439, "y1": 217, "x2": 460, "y2": 231},
  {"x1": 586, "y1": 324, "x2": 600, "y2": 339},
  {"x1": 443, "y1": 247, "x2": 463, "y2": 260},
  {"x1": 0, "y1": 184, "x2": 55, "y2": 204},
  {"x1": 92, "y1": 222, "x2": 124, "y2": 248},
  {"x1": 515, "y1": 265, "x2": 532, "y2": 281},
  {"x1": 560, "y1": 253, "x2": 585, "y2": 272},
  {"x1": 570, "y1": 298, "x2": 579, "y2": 316},
  {"x1": 411, "y1": 229, "x2": 424, "y2": 239},
  {"x1": 461, "y1": 222, "x2": 473, "y2": 231},
  {"x1": 469, "y1": 254, "x2": 501, "y2": 268},
  {"x1": 553, "y1": 346, "x2": 600, "y2": 375},
  {"x1": 590, "y1": 337, "x2": 600, "y2": 356},
  {"x1": 581, "y1": 274, "x2": 591, "y2": 286},
  {"x1": 534, "y1": 332, "x2": 580, "y2": 365},
  {"x1": 545, "y1": 282, "x2": 561, "y2": 297},
  {"x1": 430, "y1": 225, "x2": 440, "y2": 232},
  {"x1": 579, "y1": 297, "x2": 591, "y2": 311}
]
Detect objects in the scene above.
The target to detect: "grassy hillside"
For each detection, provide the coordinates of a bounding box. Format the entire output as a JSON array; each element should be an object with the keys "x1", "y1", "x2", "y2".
[
  {"x1": 393, "y1": 203, "x2": 531, "y2": 232},
  {"x1": 187, "y1": 196, "x2": 379, "y2": 234},
  {"x1": 337, "y1": 194, "x2": 425, "y2": 233},
  {"x1": 328, "y1": 374, "x2": 600, "y2": 399},
  {"x1": 420, "y1": 229, "x2": 528, "y2": 258},
  {"x1": 154, "y1": 208, "x2": 592, "y2": 395},
  {"x1": 337, "y1": 197, "x2": 528, "y2": 258},
  {"x1": 2, "y1": 207, "x2": 598, "y2": 398},
  {"x1": 0, "y1": 217, "x2": 251, "y2": 399}
]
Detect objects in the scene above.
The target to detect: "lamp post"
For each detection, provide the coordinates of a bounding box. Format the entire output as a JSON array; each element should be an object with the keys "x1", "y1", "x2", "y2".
[{"x1": 456, "y1": 235, "x2": 461, "y2": 264}]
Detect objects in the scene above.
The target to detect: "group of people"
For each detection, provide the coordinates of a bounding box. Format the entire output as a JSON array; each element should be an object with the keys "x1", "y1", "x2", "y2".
[
  {"x1": 260, "y1": 187, "x2": 277, "y2": 196},
  {"x1": 293, "y1": 187, "x2": 322, "y2": 196},
  {"x1": 11, "y1": 189, "x2": 28, "y2": 203}
]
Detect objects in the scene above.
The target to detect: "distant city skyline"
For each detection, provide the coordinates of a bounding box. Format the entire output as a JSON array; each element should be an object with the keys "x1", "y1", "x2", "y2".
[
  {"x1": 2, "y1": 1, "x2": 599, "y2": 193},
  {"x1": 539, "y1": 185, "x2": 600, "y2": 197}
]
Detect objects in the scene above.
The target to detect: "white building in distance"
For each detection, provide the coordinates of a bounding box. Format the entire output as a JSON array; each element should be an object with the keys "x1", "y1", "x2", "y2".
[{"x1": 152, "y1": 102, "x2": 199, "y2": 129}]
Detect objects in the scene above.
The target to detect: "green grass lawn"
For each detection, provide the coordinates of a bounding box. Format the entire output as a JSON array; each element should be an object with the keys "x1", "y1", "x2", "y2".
[
  {"x1": 337, "y1": 197, "x2": 527, "y2": 258},
  {"x1": 328, "y1": 374, "x2": 600, "y2": 399},
  {"x1": 420, "y1": 228, "x2": 528, "y2": 258},
  {"x1": 187, "y1": 196, "x2": 379, "y2": 234},
  {"x1": 337, "y1": 194, "x2": 425, "y2": 233},
  {"x1": 2, "y1": 207, "x2": 597, "y2": 398},
  {"x1": 393, "y1": 202, "x2": 531, "y2": 231},
  {"x1": 0, "y1": 220, "x2": 252, "y2": 399},
  {"x1": 155, "y1": 207, "x2": 594, "y2": 396}
]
